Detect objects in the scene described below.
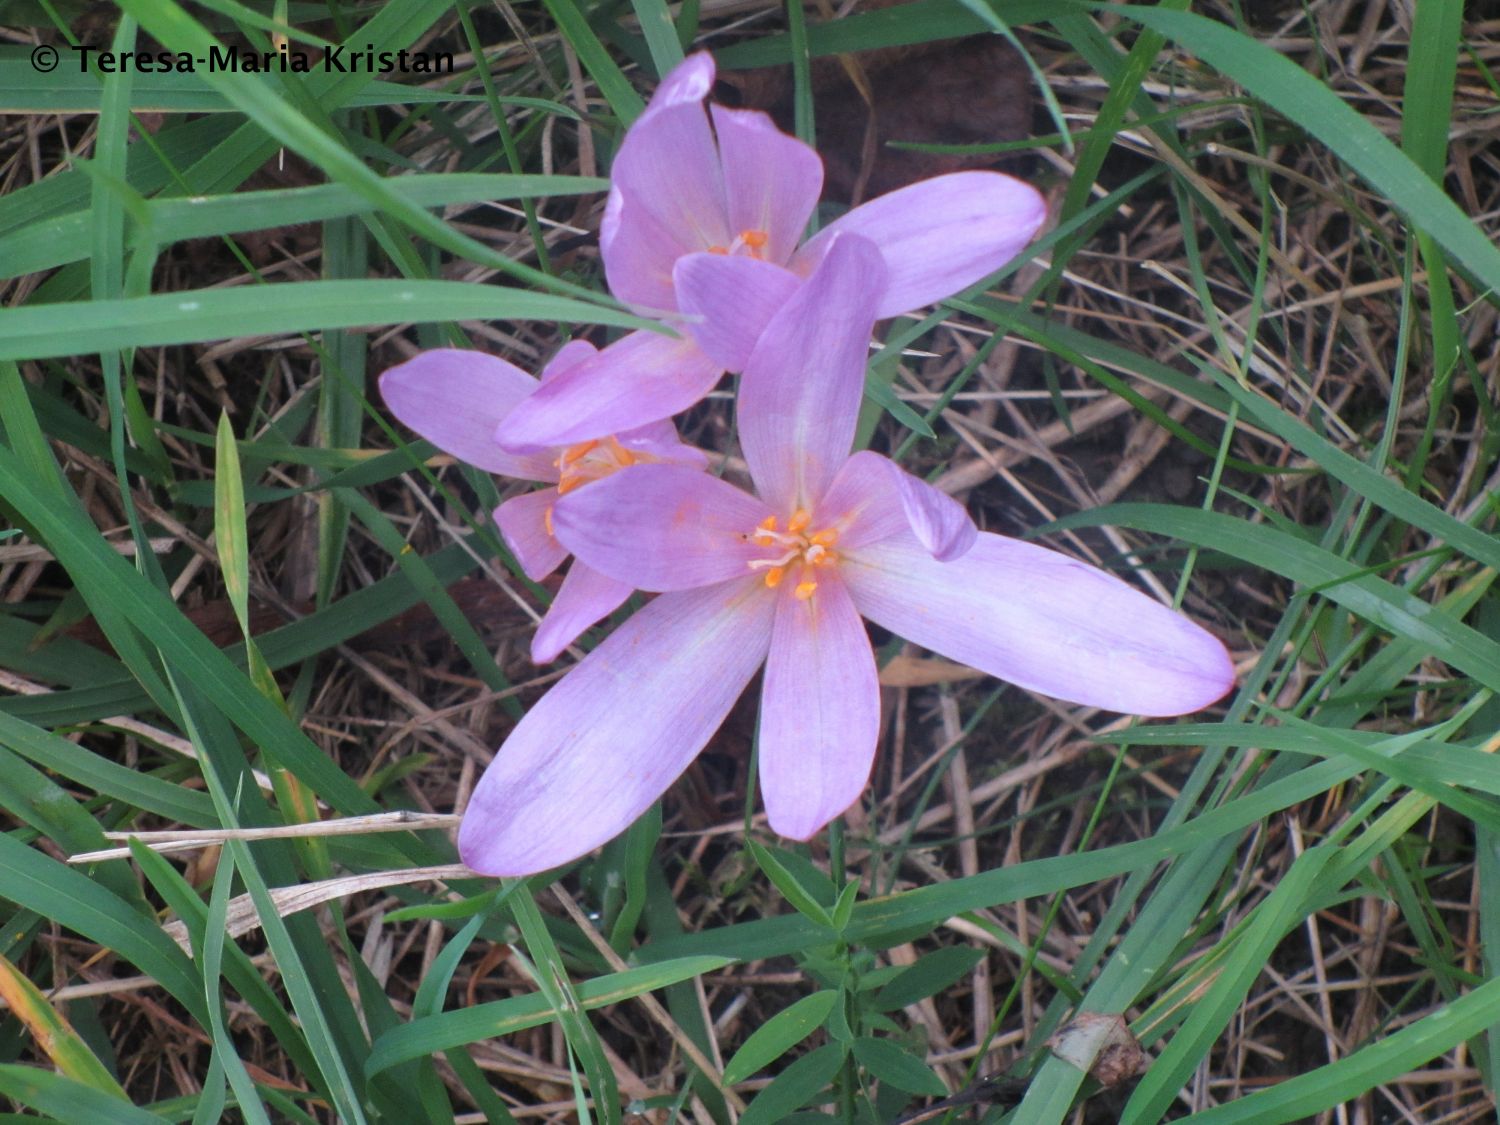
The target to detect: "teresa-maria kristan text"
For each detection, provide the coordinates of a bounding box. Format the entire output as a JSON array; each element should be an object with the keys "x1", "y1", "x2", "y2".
[{"x1": 69, "y1": 43, "x2": 455, "y2": 74}]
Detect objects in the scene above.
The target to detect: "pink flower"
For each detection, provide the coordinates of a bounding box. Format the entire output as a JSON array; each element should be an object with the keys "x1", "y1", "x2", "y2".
[
  {"x1": 380, "y1": 341, "x2": 707, "y2": 663},
  {"x1": 494, "y1": 51, "x2": 1049, "y2": 453},
  {"x1": 457, "y1": 236, "x2": 1235, "y2": 876}
]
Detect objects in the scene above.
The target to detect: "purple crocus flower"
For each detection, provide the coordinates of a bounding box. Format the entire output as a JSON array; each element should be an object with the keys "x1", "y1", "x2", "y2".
[
  {"x1": 457, "y1": 235, "x2": 1235, "y2": 876},
  {"x1": 380, "y1": 341, "x2": 707, "y2": 663},
  {"x1": 494, "y1": 51, "x2": 1049, "y2": 453}
]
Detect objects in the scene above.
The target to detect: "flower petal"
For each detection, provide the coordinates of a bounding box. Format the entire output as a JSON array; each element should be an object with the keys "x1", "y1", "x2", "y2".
[
  {"x1": 494, "y1": 330, "x2": 722, "y2": 452},
  {"x1": 380, "y1": 349, "x2": 556, "y2": 480},
  {"x1": 738, "y1": 233, "x2": 886, "y2": 513},
  {"x1": 494, "y1": 491, "x2": 568, "y2": 582},
  {"x1": 759, "y1": 576, "x2": 880, "y2": 840},
  {"x1": 553, "y1": 464, "x2": 771, "y2": 591},
  {"x1": 819, "y1": 451, "x2": 977, "y2": 561},
  {"x1": 710, "y1": 104, "x2": 823, "y2": 267},
  {"x1": 531, "y1": 562, "x2": 633, "y2": 664},
  {"x1": 539, "y1": 339, "x2": 600, "y2": 384},
  {"x1": 457, "y1": 580, "x2": 776, "y2": 876},
  {"x1": 609, "y1": 76, "x2": 727, "y2": 260},
  {"x1": 617, "y1": 428, "x2": 711, "y2": 469},
  {"x1": 795, "y1": 172, "x2": 1047, "y2": 319},
  {"x1": 600, "y1": 186, "x2": 688, "y2": 315},
  {"x1": 674, "y1": 253, "x2": 800, "y2": 370},
  {"x1": 645, "y1": 51, "x2": 716, "y2": 112},
  {"x1": 844, "y1": 531, "x2": 1235, "y2": 716}
]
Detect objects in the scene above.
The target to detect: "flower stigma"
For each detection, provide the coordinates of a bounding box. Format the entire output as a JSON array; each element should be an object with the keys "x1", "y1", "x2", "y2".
[
  {"x1": 746, "y1": 509, "x2": 839, "y2": 600},
  {"x1": 545, "y1": 436, "x2": 647, "y2": 535},
  {"x1": 706, "y1": 228, "x2": 770, "y2": 259}
]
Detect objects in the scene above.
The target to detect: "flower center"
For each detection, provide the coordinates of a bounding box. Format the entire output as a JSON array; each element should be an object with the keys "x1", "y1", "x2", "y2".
[
  {"x1": 745, "y1": 509, "x2": 839, "y2": 600},
  {"x1": 545, "y1": 437, "x2": 643, "y2": 535},
  {"x1": 707, "y1": 228, "x2": 770, "y2": 260}
]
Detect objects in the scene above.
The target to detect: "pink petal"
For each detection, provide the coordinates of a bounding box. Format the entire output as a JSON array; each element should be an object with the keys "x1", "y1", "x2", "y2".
[
  {"x1": 645, "y1": 51, "x2": 716, "y2": 113},
  {"x1": 493, "y1": 330, "x2": 723, "y2": 452},
  {"x1": 602, "y1": 55, "x2": 727, "y2": 311},
  {"x1": 379, "y1": 349, "x2": 556, "y2": 480},
  {"x1": 553, "y1": 464, "x2": 771, "y2": 592},
  {"x1": 843, "y1": 531, "x2": 1235, "y2": 717},
  {"x1": 609, "y1": 97, "x2": 727, "y2": 263},
  {"x1": 530, "y1": 562, "x2": 633, "y2": 664},
  {"x1": 494, "y1": 491, "x2": 567, "y2": 582},
  {"x1": 710, "y1": 104, "x2": 823, "y2": 267},
  {"x1": 617, "y1": 428, "x2": 711, "y2": 469},
  {"x1": 819, "y1": 451, "x2": 977, "y2": 561},
  {"x1": 539, "y1": 339, "x2": 600, "y2": 385},
  {"x1": 457, "y1": 580, "x2": 776, "y2": 876},
  {"x1": 674, "y1": 254, "x2": 800, "y2": 370},
  {"x1": 738, "y1": 233, "x2": 886, "y2": 513},
  {"x1": 601, "y1": 186, "x2": 687, "y2": 315},
  {"x1": 759, "y1": 576, "x2": 881, "y2": 840},
  {"x1": 794, "y1": 172, "x2": 1047, "y2": 319}
]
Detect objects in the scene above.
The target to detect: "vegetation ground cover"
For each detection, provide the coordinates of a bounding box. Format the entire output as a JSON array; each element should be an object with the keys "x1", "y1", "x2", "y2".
[{"x1": 0, "y1": 0, "x2": 1497, "y2": 1121}]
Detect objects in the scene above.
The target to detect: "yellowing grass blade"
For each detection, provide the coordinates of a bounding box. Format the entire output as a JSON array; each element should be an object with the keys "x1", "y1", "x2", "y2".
[{"x1": 0, "y1": 954, "x2": 128, "y2": 1101}]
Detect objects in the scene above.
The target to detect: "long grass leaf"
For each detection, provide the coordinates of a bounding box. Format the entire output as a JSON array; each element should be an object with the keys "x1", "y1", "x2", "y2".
[{"x1": 0, "y1": 281, "x2": 648, "y2": 362}]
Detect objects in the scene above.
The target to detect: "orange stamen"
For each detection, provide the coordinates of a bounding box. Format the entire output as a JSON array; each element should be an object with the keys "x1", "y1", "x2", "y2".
[
  {"x1": 561, "y1": 440, "x2": 599, "y2": 465},
  {"x1": 544, "y1": 505, "x2": 555, "y2": 537},
  {"x1": 607, "y1": 438, "x2": 638, "y2": 467},
  {"x1": 794, "y1": 580, "x2": 817, "y2": 600},
  {"x1": 787, "y1": 508, "x2": 812, "y2": 533},
  {"x1": 764, "y1": 566, "x2": 785, "y2": 589}
]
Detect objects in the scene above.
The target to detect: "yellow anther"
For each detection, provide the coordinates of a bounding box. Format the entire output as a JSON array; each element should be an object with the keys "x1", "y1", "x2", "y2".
[
  {"x1": 740, "y1": 229, "x2": 769, "y2": 256},
  {"x1": 746, "y1": 511, "x2": 839, "y2": 596},
  {"x1": 555, "y1": 474, "x2": 586, "y2": 496}
]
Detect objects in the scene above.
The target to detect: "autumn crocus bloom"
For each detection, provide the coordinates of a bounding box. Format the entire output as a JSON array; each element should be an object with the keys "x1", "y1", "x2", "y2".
[
  {"x1": 380, "y1": 341, "x2": 706, "y2": 663},
  {"x1": 494, "y1": 50, "x2": 1048, "y2": 452},
  {"x1": 456, "y1": 236, "x2": 1234, "y2": 876}
]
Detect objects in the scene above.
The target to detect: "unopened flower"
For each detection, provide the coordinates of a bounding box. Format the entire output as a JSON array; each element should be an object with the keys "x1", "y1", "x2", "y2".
[
  {"x1": 380, "y1": 342, "x2": 706, "y2": 663},
  {"x1": 457, "y1": 236, "x2": 1234, "y2": 876},
  {"x1": 495, "y1": 51, "x2": 1049, "y2": 452}
]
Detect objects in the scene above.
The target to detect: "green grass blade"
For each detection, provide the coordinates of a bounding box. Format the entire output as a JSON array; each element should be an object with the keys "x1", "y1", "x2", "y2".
[
  {"x1": 0, "y1": 173, "x2": 603, "y2": 281},
  {"x1": 0, "y1": 281, "x2": 648, "y2": 362},
  {"x1": 1104, "y1": 4, "x2": 1500, "y2": 298},
  {"x1": 366, "y1": 955, "x2": 732, "y2": 1075},
  {"x1": 0, "y1": 1066, "x2": 169, "y2": 1124},
  {"x1": 536, "y1": 0, "x2": 645, "y2": 123}
]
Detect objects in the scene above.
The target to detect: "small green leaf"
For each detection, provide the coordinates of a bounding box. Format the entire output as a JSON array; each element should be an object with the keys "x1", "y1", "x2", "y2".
[
  {"x1": 746, "y1": 840, "x2": 834, "y2": 929},
  {"x1": 737, "y1": 1042, "x2": 847, "y2": 1125},
  {"x1": 873, "y1": 946, "x2": 986, "y2": 1012},
  {"x1": 722, "y1": 991, "x2": 838, "y2": 1086},
  {"x1": 213, "y1": 413, "x2": 250, "y2": 632},
  {"x1": 830, "y1": 879, "x2": 860, "y2": 933},
  {"x1": 852, "y1": 1036, "x2": 948, "y2": 1097}
]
